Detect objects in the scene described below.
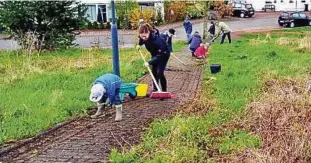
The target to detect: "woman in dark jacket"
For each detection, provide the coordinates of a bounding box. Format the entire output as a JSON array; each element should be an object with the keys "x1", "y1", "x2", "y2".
[
  {"x1": 188, "y1": 31, "x2": 202, "y2": 56},
  {"x1": 136, "y1": 24, "x2": 170, "y2": 93}
]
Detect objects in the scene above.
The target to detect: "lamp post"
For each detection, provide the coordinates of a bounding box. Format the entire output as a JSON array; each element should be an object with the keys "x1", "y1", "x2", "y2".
[{"x1": 110, "y1": 0, "x2": 120, "y2": 77}]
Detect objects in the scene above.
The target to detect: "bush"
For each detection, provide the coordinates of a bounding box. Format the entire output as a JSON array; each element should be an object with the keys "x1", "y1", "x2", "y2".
[
  {"x1": 186, "y1": 3, "x2": 204, "y2": 19},
  {"x1": 214, "y1": 1, "x2": 233, "y2": 18},
  {"x1": 116, "y1": 1, "x2": 139, "y2": 29},
  {"x1": 117, "y1": 18, "x2": 121, "y2": 29},
  {"x1": 78, "y1": 20, "x2": 88, "y2": 30},
  {"x1": 156, "y1": 9, "x2": 164, "y2": 25},
  {"x1": 92, "y1": 21, "x2": 99, "y2": 29},
  {"x1": 87, "y1": 21, "x2": 93, "y2": 29},
  {"x1": 99, "y1": 22, "x2": 106, "y2": 29},
  {"x1": 0, "y1": 1, "x2": 87, "y2": 50},
  {"x1": 0, "y1": 24, "x2": 5, "y2": 33},
  {"x1": 129, "y1": 8, "x2": 155, "y2": 29},
  {"x1": 106, "y1": 22, "x2": 111, "y2": 29},
  {"x1": 165, "y1": 2, "x2": 187, "y2": 23}
]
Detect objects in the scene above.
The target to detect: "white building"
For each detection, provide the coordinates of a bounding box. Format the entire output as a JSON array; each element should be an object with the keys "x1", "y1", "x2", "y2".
[
  {"x1": 80, "y1": 0, "x2": 164, "y2": 23},
  {"x1": 231, "y1": 0, "x2": 311, "y2": 11}
]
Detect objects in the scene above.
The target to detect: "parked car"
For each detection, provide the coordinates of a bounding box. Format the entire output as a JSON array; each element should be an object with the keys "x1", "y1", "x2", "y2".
[
  {"x1": 231, "y1": 2, "x2": 255, "y2": 18},
  {"x1": 262, "y1": 4, "x2": 276, "y2": 12},
  {"x1": 278, "y1": 11, "x2": 311, "y2": 28}
]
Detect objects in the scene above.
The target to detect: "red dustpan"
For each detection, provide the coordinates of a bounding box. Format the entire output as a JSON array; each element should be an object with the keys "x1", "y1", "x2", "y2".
[{"x1": 138, "y1": 50, "x2": 173, "y2": 99}]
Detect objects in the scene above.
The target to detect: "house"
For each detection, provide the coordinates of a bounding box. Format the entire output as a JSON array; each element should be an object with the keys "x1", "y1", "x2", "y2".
[
  {"x1": 230, "y1": 0, "x2": 311, "y2": 11},
  {"x1": 80, "y1": 0, "x2": 164, "y2": 23},
  {"x1": 79, "y1": 0, "x2": 110, "y2": 22}
]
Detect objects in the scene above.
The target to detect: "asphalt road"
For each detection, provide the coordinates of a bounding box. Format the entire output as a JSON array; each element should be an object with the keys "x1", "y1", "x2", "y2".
[{"x1": 0, "y1": 16, "x2": 279, "y2": 50}]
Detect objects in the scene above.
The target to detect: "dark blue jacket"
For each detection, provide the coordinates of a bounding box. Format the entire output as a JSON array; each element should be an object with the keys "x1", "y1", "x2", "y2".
[
  {"x1": 93, "y1": 73, "x2": 122, "y2": 105},
  {"x1": 160, "y1": 32, "x2": 173, "y2": 53},
  {"x1": 139, "y1": 31, "x2": 169, "y2": 65},
  {"x1": 188, "y1": 33, "x2": 202, "y2": 50},
  {"x1": 183, "y1": 20, "x2": 192, "y2": 34},
  {"x1": 208, "y1": 24, "x2": 215, "y2": 35}
]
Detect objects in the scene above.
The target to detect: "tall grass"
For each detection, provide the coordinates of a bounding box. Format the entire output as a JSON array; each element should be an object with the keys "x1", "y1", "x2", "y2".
[
  {"x1": 110, "y1": 31, "x2": 311, "y2": 162},
  {"x1": 0, "y1": 47, "x2": 146, "y2": 144}
]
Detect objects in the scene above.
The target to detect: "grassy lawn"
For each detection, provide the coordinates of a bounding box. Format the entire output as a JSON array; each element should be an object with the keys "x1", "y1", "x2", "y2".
[
  {"x1": 109, "y1": 28, "x2": 311, "y2": 162},
  {"x1": 0, "y1": 42, "x2": 185, "y2": 145}
]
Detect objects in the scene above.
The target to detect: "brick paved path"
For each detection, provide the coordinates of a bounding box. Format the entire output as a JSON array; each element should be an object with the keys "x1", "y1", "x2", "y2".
[{"x1": 0, "y1": 48, "x2": 204, "y2": 163}]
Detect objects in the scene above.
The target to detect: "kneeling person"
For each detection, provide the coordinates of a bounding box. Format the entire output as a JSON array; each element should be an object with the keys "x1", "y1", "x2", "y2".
[{"x1": 89, "y1": 73, "x2": 123, "y2": 121}]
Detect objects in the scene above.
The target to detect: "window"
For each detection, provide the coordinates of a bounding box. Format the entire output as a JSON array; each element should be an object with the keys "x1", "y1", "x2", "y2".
[
  {"x1": 300, "y1": 13, "x2": 307, "y2": 18},
  {"x1": 86, "y1": 5, "x2": 97, "y2": 21},
  {"x1": 281, "y1": 12, "x2": 289, "y2": 16},
  {"x1": 98, "y1": 5, "x2": 107, "y2": 22},
  {"x1": 281, "y1": 0, "x2": 284, "y2": 2},
  {"x1": 246, "y1": 4, "x2": 253, "y2": 8},
  {"x1": 289, "y1": 0, "x2": 294, "y2": 3},
  {"x1": 265, "y1": 0, "x2": 272, "y2": 3},
  {"x1": 302, "y1": 0, "x2": 306, "y2": 2},
  {"x1": 292, "y1": 13, "x2": 299, "y2": 18},
  {"x1": 234, "y1": 3, "x2": 242, "y2": 8},
  {"x1": 274, "y1": 0, "x2": 277, "y2": 3}
]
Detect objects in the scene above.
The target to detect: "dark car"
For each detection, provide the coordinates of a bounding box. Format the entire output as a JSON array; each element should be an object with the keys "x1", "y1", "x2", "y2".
[
  {"x1": 231, "y1": 2, "x2": 255, "y2": 18},
  {"x1": 278, "y1": 11, "x2": 311, "y2": 28}
]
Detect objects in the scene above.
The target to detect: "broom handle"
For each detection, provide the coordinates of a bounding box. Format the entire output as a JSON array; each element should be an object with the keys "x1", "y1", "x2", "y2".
[
  {"x1": 138, "y1": 50, "x2": 162, "y2": 92},
  {"x1": 171, "y1": 53, "x2": 186, "y2": 65}
]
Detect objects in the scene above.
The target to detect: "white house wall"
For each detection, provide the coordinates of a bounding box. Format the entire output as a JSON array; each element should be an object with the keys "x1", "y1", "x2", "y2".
[
  {"x1": 80, "y1": 0, "x2": 110, "y2": 3},
  {"x1": 80, "y1": 0, "x2": 165, "y2": 23},
  {"x1": 232, "y1": 0, "x2": 311, "y2": 11}
]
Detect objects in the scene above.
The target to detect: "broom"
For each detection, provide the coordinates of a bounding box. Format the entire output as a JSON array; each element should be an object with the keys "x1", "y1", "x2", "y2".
[{"x1": 138, "y1": 50, "x2": 173, "y2": 99}]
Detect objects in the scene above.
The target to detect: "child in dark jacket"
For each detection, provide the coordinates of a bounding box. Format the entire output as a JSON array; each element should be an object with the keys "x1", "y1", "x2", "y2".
[
  {"x1": 161, "y1": 29, "x2": 176, "y2": 71},
  {"x1": 161, "y1": 28, "x2": 176, "y2": 54},
  {"x1": 188, "y1": 31, "x2": 202, "y2": 57},
  {"x1": 89, "y1": 73, "x2": 123, "y2": 121},
  {"x1": 207, "y1": 21, "x2": 216, "y2": 43},
  {"x1": 136, "y1": 24, "x2": 170, "y2": 94}
]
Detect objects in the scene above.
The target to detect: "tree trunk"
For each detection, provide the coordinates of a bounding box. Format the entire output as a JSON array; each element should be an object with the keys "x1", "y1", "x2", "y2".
[{"x1": 203, "y1": 1, "x2": 209, "y2": 40}]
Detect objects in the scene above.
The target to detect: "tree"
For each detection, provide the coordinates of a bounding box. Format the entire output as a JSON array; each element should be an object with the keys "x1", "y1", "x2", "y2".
[
  {"x1": 203, "y1": 1, "x2": 210, "y2": 40},
  {"x1": 0, "y1": 1, "x2": 87, "y2": 51},
  {"x1": 116, "y1": 0, "x2": 139, "y2": 29}
]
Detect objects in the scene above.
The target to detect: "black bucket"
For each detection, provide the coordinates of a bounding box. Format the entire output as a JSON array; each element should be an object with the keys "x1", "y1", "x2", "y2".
[{"x1": 210, "y1": 64, "x2": 221, "y2": 74}]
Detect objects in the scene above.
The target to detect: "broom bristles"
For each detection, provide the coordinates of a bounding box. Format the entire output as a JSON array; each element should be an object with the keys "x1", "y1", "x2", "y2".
[{"x1": 150, "y1": 92, "x2": 173, "y2": 99}]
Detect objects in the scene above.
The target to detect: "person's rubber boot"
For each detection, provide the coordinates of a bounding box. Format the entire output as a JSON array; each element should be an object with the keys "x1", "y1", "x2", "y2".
[
  {"x1": 115, "y1": 104, "x2": 123, "y2": 121},
  {"x1": 91, "y1": 103, "x2": 104, "y2": 119}
]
